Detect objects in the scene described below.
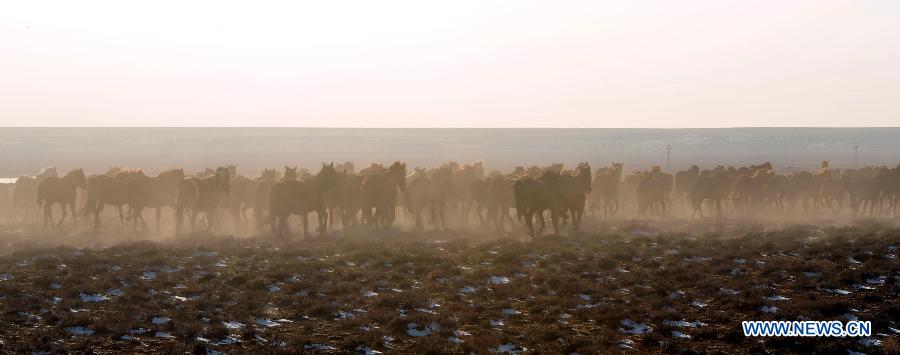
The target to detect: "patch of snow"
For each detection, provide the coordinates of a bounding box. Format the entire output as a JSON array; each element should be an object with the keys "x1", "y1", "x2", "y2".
[
  {"x1": 690, "y1": 301, "x2": 707, "y2": 308},
  {"x1": 848, "y1": 257, "x2": 862, "y2": 264},
  {"x1": 671, "y1": 331, "x2": 691, "y2": 339},
  {"x1": 68, "y1": 327, "x2": 94, "y2": 335},
  {"x1": 448, "y1": 337, "x2": 464, "y2": 344},
  {"x1": 49, "y1": 282, "x2": 62, "y2": 289},
  {"x1": 669, "y1": 290, "x2": 685, "y2": 299},
  {"x1": 152, "y1": 316, "x2": 171, "y2": 325},
  {"x1": 406, "y1": 322, "x2": 440, "y2": 337},
  {"x1": 579, "y1": 294, "x2": 591, "y2": 301},
  {"x1": 619, "y1": 319, "x2": 651, "y2": 335},
  {"x1": 141, "y1": 271, "x2": 157, "y2": 280},
  {"x1": 356, "y1": 345, "x2": 383, "y2": 354},
  {"x1": 256, "y1": 319, "x2": 280, "y2": 327},
  {"x1": 719, "y1": 288, "x2": 741, "y2": 295},
  {"x1": 859, "y1": 337, "x2": 882, "y2": 347},
  {"x1": 459, "y1": 286, "x2": 476, "y2": 294},
  {"x1": 824, "y1": 288, "x2": 852, "y2": 295},
  {"x1": 267, "y1": 285, "x2": 281, "y2": 293},
  {"x1": 489, "y1": 276, "x2": 510, "y2": 285},
  {"x1": 501, "y1": 308, "x2": 521, "y2": 315},
  {"x1": 129, "y1": 328, "x2": 149, "y2": 334},
  {"x1": 304, "y1": 344, "x2": 336, "y2": 351},
  {"x1": 803, "y1": 272, "x2": 820, "y2": 278},
  {"x1": 79, "y1": 293, "x2": 108, "y2": 302},
  {"x1": 490, "y1": 319, "x2": 506, "y2": 327},
  {"x1": 759, "y1": 306, "x2": 778, "y2": 314},
  {"x1": 865, "y1": 277, "x2": 885, "y2": 285},
  {"x1": 106, "y1": 288, "x2": 125, "y2": 297},
  {"x1": 766, "y1": 295, "x2": 790, "y2": 301},
  {"x1": 362, "y1": 290, "x2": 378, "y2": 298},
  {"x1": 223, "y1": 321, "x2": 244, "y2": 329},
  {"x1": 0, "y1": 274, "x2": 12, "y2": 281},
  {"x1": 664, "y1": 320, "x2": 707, "y2": 328},
  {"x1": 155, "y1": 331, "x2": 174, "y2": 338},
  {"x1": 490, "y1": 343, "x2": 528, "y2": 353}
]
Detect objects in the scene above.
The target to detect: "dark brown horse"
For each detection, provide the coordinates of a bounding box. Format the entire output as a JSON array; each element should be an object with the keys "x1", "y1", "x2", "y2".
[
  {"x1": 514, "y1": 170, "x2": 562, "y2": 238},
  {"x1": 361, "y1": 161, "x2": 407, "y2": 230},
  {"x1": 559, "y1": 162, "x2": 592, "y2": 232},
  {"x1": 176, "y1": 167, "x2": 230, "y2": 234},
  {"x1": 37, "y1": 168, "x2": 86, "y2": 228},
  {"x1": 269, "y1": 163, "x2": 339, "y2": 238}
]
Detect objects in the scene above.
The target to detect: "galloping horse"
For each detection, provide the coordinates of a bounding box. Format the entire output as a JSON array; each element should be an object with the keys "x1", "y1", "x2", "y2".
[
  {"x1": 513, "y1": 169, "x2": 562, "y2": 238},
  {"x1": 36, "y1": 168, "x2": 86, "y2": 228},
  {"x1": 175, "y1": 167, "x2": 230, "y2": 234},
  {"x1": 12, "y1": 167, "x2": 57, "y2": 221},
  {"x1": 559, "y1": 162, "x2": 592, "y2": 232},
  {"x1": 269, "y1": 163, "x2": 338, "y2": 238},
  {"x1": 361, "y1": 161, "x2": 407, "y2": 230},
  {"x1": 82, "y1": 169, "x2": 144, "y2": 229}
]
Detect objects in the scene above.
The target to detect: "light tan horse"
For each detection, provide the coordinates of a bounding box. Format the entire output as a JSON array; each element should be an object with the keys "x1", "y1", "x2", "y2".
[{"x1": 37, "y1": 168, "x2": 86, "y2": 228}]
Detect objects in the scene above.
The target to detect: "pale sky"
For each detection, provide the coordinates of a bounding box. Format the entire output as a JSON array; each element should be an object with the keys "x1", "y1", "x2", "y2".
[{"x1": 1, "y1": 1, "x2": 898, "y2": 127}]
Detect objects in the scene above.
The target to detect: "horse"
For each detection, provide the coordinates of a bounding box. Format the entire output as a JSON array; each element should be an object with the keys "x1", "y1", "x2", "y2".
[
  {"x1": 405, "y1": 167, "x2": 451, "y2": 231},
  {"x1": 513, "y1": 169, "x2": 562, "y2": 238},
  {"x1": 227, "y1": 167, "x2": 257, "y2": 234},
  {"x1": 269, "y1": 163, "x2": 338, "y2": 238},
  {"x1": 254, "y1": 166, "x2": 294, "y2": 230},
  {"x1": 120, "y1": 168, "x2": 184, "y2": 233},
  {"x1": 81, "y1": 169, "x2": 145, "y2": 230},
  {"x1": 559, "y1": 162, "x2": 592, "y2": 232},
  {"x1": 636, "y1": 167, "x2": 673, "y2": 217},
  {"x1": 12, "y1": 167, "x2": 57, "y2": 221},
  {"x1": 589, "y1": 162, "x2": 623, "y2": 218},
  {"x1": 175, "y1": 167, "x2": 230, "y2": 234},
  {"x1": 36, "y1": 168, "x2": 86, "y2": 228},
  {"x1": 485, "y1": 173, "x2": 516, "y2": 232},
  {"x1": 361, "y1": 161, "x2": 407, "y2": 230}
]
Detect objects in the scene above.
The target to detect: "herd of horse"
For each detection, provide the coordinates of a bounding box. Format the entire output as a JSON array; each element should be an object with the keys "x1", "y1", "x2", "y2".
[{"x1": 1, "y1": 159, "x2": 899, "y2": 238}]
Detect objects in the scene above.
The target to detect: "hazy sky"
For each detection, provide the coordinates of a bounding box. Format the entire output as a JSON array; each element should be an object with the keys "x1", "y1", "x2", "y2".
[{"x1": 1, "y1": 1, "x2": 898, "y2": 127}]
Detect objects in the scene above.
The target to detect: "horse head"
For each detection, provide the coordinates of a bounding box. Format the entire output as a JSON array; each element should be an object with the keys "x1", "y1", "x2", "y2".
[
  {"x1": 316, "y1": 162, "x2": 339, "y2": 190},
  {"x1": 66, "y1": 168, "x2": 87, "y2": 188},
  {"x1": 284, "y1": 166, "x2": 298, "y2": 180}
]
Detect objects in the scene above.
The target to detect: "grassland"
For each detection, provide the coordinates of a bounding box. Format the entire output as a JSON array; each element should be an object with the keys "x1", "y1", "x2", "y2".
[{"x1": 0, "y1": 219, "x2": 897, "y2": 354}]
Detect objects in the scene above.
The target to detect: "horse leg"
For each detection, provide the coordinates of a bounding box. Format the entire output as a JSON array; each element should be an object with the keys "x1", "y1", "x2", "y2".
[
  {"x1": 536, "y1": 210, "x2": 546, "y2": 237},
  {"x1": 42, "y1": 203, "x2": 50, "y2": 229},
  {"x1": 301, "y1": 213, "x2": 309, "y2": 238},
  {"x1": 94, "y1": 202, "x2": 103, "y2": 230},
  {"x1": 524, "y1": 210, "x2": 535, "y2": 238}
]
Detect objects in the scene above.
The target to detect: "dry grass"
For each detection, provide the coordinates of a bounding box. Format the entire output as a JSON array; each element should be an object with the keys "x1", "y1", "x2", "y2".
[{"x1": 0, "y1": 219, "x2": 897, "y2": 353}]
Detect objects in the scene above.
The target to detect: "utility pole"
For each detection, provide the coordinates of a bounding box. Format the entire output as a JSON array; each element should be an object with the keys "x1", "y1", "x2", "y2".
[
  {"x1": 665, "y1": 144, "x2": 672, "y2": 173},
  {"x1": 854, "y1": 144, "x2": 858, "y2": 169}
]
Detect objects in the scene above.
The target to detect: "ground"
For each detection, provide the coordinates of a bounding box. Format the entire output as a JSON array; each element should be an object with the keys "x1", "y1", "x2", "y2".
[{"x1": 0, "y1": 219, "x2": 898, "y2": 354}]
